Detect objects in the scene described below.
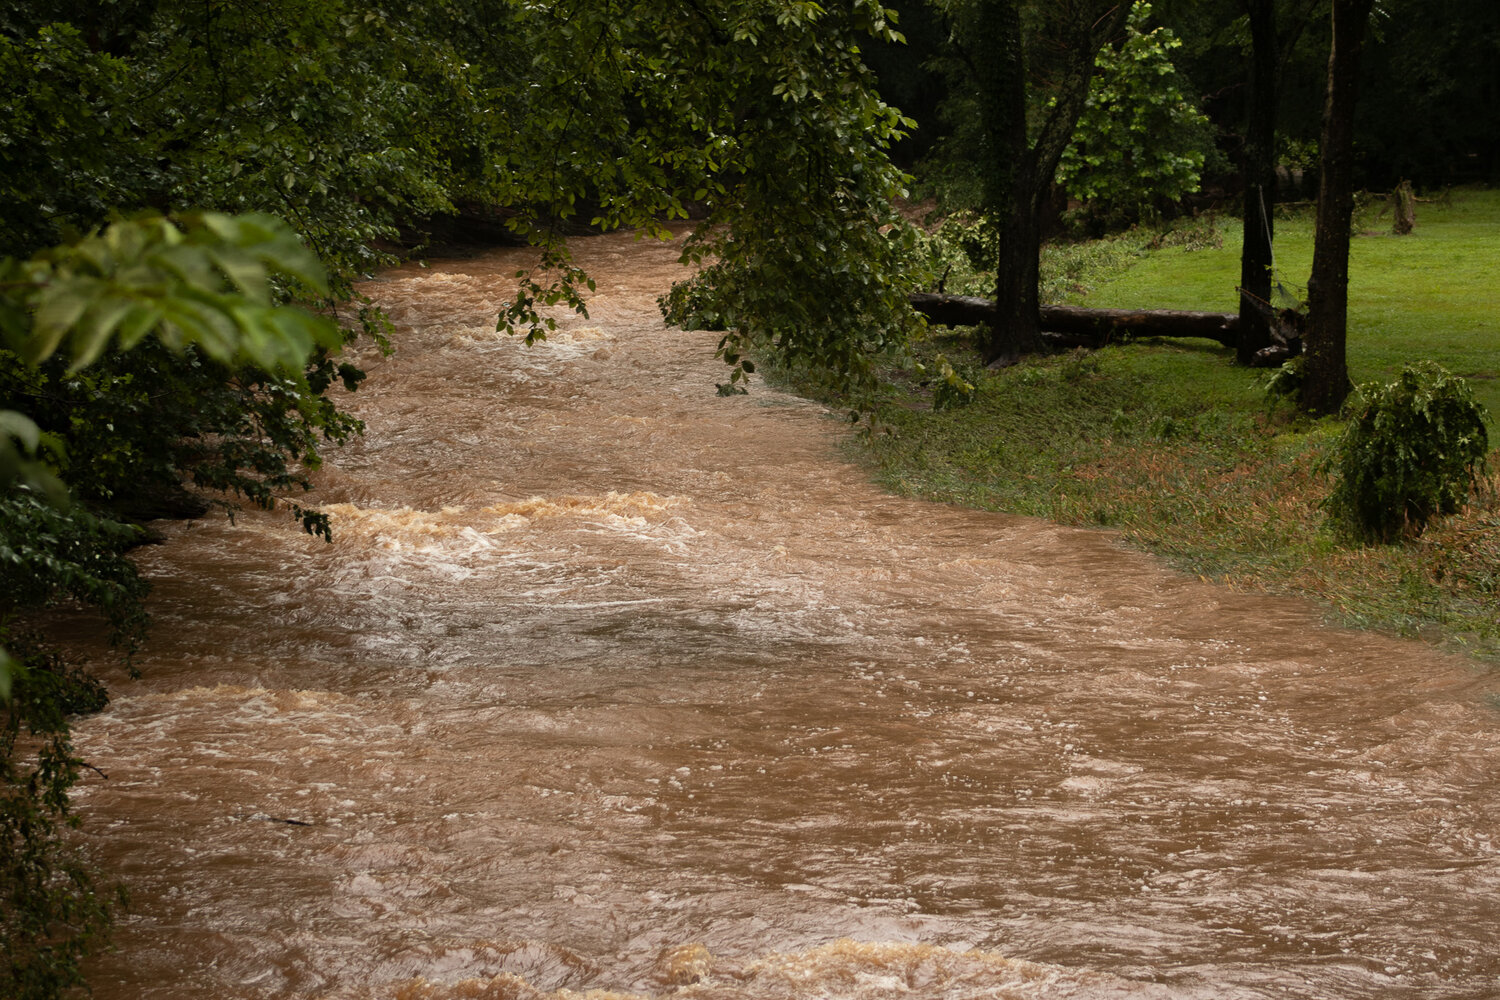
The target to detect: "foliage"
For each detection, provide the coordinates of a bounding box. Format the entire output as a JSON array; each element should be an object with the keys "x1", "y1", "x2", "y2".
[
  {"x1": 1323, "y1": 362, "x2": 1490, "y2": 543},
  {"x1": 0, "y1": 494, "x2": 149, "y2": 653},
  {"x1": 926, "y1": 353, "x2": 977, "y2": 409},
  {"x1": 0, "y1": 209, "x2": 353, "y2": 664},
  {"x1": 908, "y1": 211, "x2": 996, "y2": 297},
  {"x1": 0, "y1": 212, "x2": 338, "y2": 371},
  {"x1": 0, "y1": 410, "x2": 64, "y2": 510},
  {"x1": 0, "y1": 20, "x2": 135, "y2": 258},
  {"x1": 1055, "y1": 2, "x2": 1217, "y2": 231},
  {"x1": 3, "y1": 0, "x2": 935, "y2": 401},
  {"x1": 910, "y1": 208, "x2": 1161, "y2": 306},
  {"x1": 0, "y1": 210, "x2": 354, "y2": 687},
  {"x1": 654, "y1": 1, "x2": 923, "y2": 396},
  {"x1": 0, "y1": 2, "x2": 468, "y2": 283},
  {"x1": 0, "y1": 212, "x2": 357, "y2": 534},
  {"x1": 1, "y1": 631, "x2": 117, "y2": 1000},
  {"x1": 1037, "y1": 231, "x2": 1153, "y2": 304},
  {"x1": 1262, "y1": 355, "x2": 1306, "y2": 401}
]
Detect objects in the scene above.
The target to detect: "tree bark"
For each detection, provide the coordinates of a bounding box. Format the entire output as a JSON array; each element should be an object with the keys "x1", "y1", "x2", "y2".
[
  {"x1": 1237, "y1": 0, "x2": 1279, "y2": 365},
  {"x1": 1392, "y1": 179, "x2": 1416, "y2": 234},
  {"x1": 1300, "y1": 0, "x2": 1373, "y2": 414},
  {"x1": 990, "y1": 195, "x2": 1046, "y2": 364}
]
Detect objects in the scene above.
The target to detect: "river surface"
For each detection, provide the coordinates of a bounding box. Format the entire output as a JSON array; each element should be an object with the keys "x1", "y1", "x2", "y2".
[{"x1": 71, "y1": 231, "x2": 1500, "y2": 999}]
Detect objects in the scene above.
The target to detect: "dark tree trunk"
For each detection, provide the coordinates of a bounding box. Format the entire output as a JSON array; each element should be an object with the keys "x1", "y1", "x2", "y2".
[
  {"x1": 990, "y1": 196, "x2": 1046, "y2": 365},
  {"x1": 973, "y1": 0, "x2": 1043, "y2": 365},
  {"x1": 1301, "y1": 0, "x2": 1373, "y2": 414},
  {"x1": 969, "y1": 0, "x2": 1129, "y2": 367},
  {"x1": 1392, "y1": 179, "x2": 1416, "y2": 234},
  {"x1": 1237, "y1": 0, "x2": 1279, "y2": 365}
]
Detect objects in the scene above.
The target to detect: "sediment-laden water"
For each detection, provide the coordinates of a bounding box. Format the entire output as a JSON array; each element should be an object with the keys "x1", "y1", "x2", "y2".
[{"x1": 70, "y1": 231, "x2": 1500, "y2": 999}]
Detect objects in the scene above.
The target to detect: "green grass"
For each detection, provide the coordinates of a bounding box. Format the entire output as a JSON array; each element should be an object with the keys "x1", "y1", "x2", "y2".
[
  {"x1": 840, "y1": 188, "x2": 1500, "y2": 661},
  {"x1": 1078, "y1": 188, "x2": 1500, "y2": 414}
]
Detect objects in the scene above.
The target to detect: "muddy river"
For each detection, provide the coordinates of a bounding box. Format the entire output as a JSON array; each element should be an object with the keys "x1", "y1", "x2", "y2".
[{"x1": 71, "y1": 231, "x2": 1500, "y2": 999}]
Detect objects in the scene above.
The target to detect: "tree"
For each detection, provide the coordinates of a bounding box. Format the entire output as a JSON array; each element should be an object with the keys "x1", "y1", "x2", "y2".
[
  {"x1": 0, "y1": 211, "x2": 340, "y2": 1000},
  {"x1": 1300, "y1": 0, "x2": 1375, "y2": 414},
  {"x1": 1227, "y1": 0, "x2": 1325, "y2": 365},
  {"x1": 650, "y1": 2, "x2": 921, "y2": 394},
  {"x1": 1056, "y1": 2, "x2": 1217, "y2": 233},
  {"x1": 1236, "y1": 0, "x2": 1279, "y2": 364},
  {"x1": 928, "y1": 0, "x2": 1130, "y2": 365}
]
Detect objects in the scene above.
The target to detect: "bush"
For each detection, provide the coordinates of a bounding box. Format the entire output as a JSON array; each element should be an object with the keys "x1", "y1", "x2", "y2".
[
  {"x1": 1324, "y1": 362, "x2": 1491, "y2": 543},
  {"x1": 1261, "y1": 356, "x2": 1304, "y2": 403}
]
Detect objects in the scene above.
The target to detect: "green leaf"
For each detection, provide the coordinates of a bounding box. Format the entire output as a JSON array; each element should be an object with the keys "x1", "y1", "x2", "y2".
[
  {"x1": 69, "y1": 295, "x2": 137, "y2": 370},
  {"x1": 29, "y1": 280, "x2": 91, "y2": 363},
  {"x1": 205, "y1": 246, "x2": 271, "y2": 302}
]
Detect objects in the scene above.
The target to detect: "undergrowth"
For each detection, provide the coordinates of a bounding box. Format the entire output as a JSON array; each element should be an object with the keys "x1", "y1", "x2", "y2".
[{"x1": 913, "y1": 209, "x2": 1222, "y2": 304}]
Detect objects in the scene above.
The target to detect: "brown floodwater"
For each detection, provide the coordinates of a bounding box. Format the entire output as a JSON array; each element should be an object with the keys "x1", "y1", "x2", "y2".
[{"x1": 70, "y1": 231, "x2": 1500, "y2": 1000}]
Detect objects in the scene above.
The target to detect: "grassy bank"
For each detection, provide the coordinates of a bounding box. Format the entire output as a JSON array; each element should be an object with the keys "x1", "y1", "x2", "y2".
[{"x1": 848, "y1": 189, "x2": 1500, "y2": 660}]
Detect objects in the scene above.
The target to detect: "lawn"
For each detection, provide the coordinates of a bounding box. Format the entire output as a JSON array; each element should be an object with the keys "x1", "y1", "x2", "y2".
[{"x1": 1074, "y1": 188, "x2": 1500, "y2": 414}]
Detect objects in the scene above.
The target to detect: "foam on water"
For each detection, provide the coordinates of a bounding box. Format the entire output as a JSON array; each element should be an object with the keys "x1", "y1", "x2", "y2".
[{"x1": 385, "y1": 940, "x2": 1174, "y2": 1000}]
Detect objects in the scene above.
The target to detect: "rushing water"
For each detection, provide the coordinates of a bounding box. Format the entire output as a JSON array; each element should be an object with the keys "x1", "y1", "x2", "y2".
[{"x1": 69, "y1": 231, "x2": 1499, "y2": 1000}]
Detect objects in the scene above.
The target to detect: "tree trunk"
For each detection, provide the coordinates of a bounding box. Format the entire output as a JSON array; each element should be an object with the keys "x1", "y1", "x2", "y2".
[
  {"x1": 1392, "y1": 179, "x2": 1416, "y2": 234},
  {"x1": 1237, "y1": 0, "x2": 1278, "y2": 365},
  {"x1": 1300, "y1": 0, "x2": 1373, "y2": 415},
  {"x1": 969, "y1": 0, "x2": 1129, "y2": 366},
  {"x1": 990, "y1": 198, "x2": 1046, "y2": 364},
  {"x1": 973, "y1": 0, "x2": 1044, "y2": 365}
]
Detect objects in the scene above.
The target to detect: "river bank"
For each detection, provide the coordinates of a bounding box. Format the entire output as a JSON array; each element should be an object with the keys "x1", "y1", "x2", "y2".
[{"x1": 825, "y1": 191, "x2": 1500, "y2": 663}]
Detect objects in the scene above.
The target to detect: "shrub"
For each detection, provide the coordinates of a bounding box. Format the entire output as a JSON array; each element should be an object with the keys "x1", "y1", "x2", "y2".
[
  {"x1": 1324, "y1": 362, "x2": 1491, "y2": 543},
  {"x1": 1262, "y1": 356, "x2": 1305, "y2": 403}
]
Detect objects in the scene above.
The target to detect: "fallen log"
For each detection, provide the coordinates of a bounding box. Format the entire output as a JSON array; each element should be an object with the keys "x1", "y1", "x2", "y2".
[
  {"x1": 909, "y1": 293, "x2": 1241, "y2": 347},
  {"x1": 908, "y1": 293, "x2": 995, "y2": 328},
  {"x1": 1039, "y1": 304, "x2": 1238, "y2": 346}
]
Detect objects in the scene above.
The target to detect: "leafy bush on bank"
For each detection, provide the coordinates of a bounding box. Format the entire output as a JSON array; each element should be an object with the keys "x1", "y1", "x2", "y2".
[{"x1": 1324, "y1": 362, "x2": 1490, "y2": 544}]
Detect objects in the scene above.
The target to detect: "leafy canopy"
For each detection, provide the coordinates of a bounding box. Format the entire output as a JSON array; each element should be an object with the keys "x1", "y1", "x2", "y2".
[{"x1": 653, "y1": 1, "x2": 924, "y2": 396}]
